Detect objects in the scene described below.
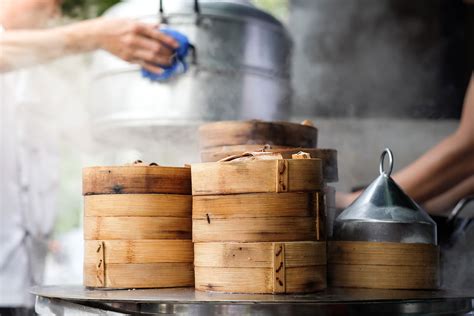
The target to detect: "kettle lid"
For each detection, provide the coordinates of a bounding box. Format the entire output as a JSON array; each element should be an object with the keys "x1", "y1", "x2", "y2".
[{"x1": 333, "y1": 148, "x2": 437, "y2": 245}]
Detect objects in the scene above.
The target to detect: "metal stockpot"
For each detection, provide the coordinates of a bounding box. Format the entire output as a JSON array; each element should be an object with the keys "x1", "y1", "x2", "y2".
[
  {"x1": 89, "y1": 0, "x2": 292, "y2": 137},
  {"x1": 333, "y1": 148, "x2": 437, "y2": 245}
]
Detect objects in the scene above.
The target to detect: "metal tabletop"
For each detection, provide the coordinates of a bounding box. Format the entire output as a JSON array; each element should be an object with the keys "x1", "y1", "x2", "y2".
[{"x1": 32, "y1": 285, "x2": 474, "y2": 315}]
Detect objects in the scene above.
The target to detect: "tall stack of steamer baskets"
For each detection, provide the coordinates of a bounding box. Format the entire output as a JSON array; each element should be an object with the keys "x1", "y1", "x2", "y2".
[{"x1": 193, "y1": 120, "x2": 336, "y2": 293}]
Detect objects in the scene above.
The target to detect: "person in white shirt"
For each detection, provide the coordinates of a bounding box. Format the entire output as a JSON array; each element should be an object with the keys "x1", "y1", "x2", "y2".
[{"x1": 0, "y1": 1, "x2": 178, "y2": 315}]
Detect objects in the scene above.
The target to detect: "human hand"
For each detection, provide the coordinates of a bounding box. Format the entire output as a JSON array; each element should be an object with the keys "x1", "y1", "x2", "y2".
[{"x1": 94, "y1": 18, "x2": 179, "y2": 74}]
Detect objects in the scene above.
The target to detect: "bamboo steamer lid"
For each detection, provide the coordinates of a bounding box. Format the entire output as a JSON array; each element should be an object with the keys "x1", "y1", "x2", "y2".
[
  {"x1": 191, "y1": 157, "x2": 323, "y2": 196},
  {"x1": 200, "y1": 146, "x2": 338, "y2": 183},
  {"x1": 194, "y1": 241, "x2": 327, "y2": 293},
  {"x1": 199, "y1": 120, "x2": 318, "y2": 149},
  {"x1": 83, "y1": 164, "x2": 191, "y2": 195}
]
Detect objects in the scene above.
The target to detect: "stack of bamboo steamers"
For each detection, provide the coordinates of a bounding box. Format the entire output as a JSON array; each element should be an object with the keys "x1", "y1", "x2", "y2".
[
  {"x1": 82, "y1": 120, "x2": 340, "y2": 293},
  {"x1": 82, "y1": 163, "x2": 194, "y2": 288},
  {"x1": 194, "y1": 120, "x2": 337, "y2": 293}
]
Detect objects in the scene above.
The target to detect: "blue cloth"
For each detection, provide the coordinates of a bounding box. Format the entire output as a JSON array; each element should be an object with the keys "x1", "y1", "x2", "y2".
[{"x1": 141, "y1": 28, "x2": 190, "y2": 81}]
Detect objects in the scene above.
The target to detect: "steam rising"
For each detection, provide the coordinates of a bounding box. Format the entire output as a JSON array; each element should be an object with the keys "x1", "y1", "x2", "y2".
[{"x1": 290, "y1": 0, "x2": 443, "y2": 118}]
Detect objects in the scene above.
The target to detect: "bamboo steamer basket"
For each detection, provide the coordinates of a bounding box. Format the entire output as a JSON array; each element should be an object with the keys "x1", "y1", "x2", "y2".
[
  {"x1": 201, "y1": 147, "x2": 338, "y2": 183},
  {"x1": 193, "y1": 192, "x2": 325, "y2": 242},
  {"x1": 198, "y1": 120, "x2": 318, "y2": 150},
  {"x1": 329, "y1": 149, "x2": 439, "y2": 289},
  {"x1": 194, "y1": 241, "x2": 327, "y2": 293},
  {"x1": 83, "y1": 164, "x2": 193, "y2": 289},
  {"x1": 328, "y1": 241, "x2": 439, "y2": 290},
  {"x1": 191, "y1": 158, "x2": 323, "y2": 196},
  {"x1": 191, "y1": 156, "x2": 327, "y2": 293}
]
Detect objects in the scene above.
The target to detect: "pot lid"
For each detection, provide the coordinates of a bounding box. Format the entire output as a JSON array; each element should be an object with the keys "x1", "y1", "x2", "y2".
[
  {"x1": 107, "y1": 0, "x2": 283, "y2": 27},
  {"x1": 333, "y1": 148, "x2": 437, "y2": 245}
]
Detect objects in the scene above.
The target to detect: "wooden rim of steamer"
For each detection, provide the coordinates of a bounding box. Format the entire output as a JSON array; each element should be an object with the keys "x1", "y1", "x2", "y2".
[
  {"x1": 84, "y1": 194, "x2": 191, "y2": 217},
  {"x1": 84, "y1": 239, "x2": 193, "y2": 265},
  {"x1": 327, "y1": 241, "x2": 439, "y2": 290},
  {"x1": 194, "y1": 241, "x2": 327, "y2": 294},
  {"x1": 83, "y1": 165, "x2": 191, "y2": 195},
  {"x1": 193, "y1": 192, "x2": 322, "y2": 219},
  {"x1": 191, "y1": 158, "x2": 323, "y2": 196},
  {"x1": 84, "y1": 216, "x2": 191, "y2": 240},
  {"x1": 198, "y1": 120, "x2": 318, "y2": 149},
  {"x1": 84, "y1": 261, "x2": 194, "y2": 288},
  {"x1": 193, "y1": 217, "x2": 323, "y2": 242}
]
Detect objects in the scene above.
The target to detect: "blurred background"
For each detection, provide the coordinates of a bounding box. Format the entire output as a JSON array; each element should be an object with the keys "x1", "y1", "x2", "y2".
[{"x1": 37, "y1": 0, "x2": 472, "y2": 287}]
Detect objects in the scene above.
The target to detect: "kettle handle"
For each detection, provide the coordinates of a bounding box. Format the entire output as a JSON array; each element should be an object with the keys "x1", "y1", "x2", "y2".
[
  {"x1": 159, "y1": 0, "x2": 201, "y2": 24},
  {"x1": 379, "y1": 148, "x2": 394, "y2": 177}
]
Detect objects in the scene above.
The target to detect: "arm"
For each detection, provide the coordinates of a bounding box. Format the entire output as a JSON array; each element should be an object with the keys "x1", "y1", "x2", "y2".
[
  {"x1": 337, "y1": 73, "x2": 474, "y2": 214},
  {"x1": 392, "y1": 74, "x2": 474, "y2": 204},
  {"x1": 0, "y1": 18, "x2": 179, "y2": 73}
]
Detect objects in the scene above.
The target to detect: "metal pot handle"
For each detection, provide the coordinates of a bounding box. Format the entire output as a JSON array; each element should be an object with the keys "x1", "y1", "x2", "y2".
[
  {"x1": 159, "y1": 0, "x2": 201, "y2": 24},
  {"x1": 379, "y1": 148, "x2": 394, "y2": 177}
]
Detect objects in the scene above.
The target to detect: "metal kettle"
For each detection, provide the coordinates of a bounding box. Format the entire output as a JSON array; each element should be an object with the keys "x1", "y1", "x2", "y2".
[{"x1": 333, "y1": 148, "x2": 437, "y2": 245}]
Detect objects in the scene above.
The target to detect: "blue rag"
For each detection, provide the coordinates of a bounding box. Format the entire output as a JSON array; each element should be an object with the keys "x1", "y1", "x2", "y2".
[{"x1": 141, "y1": 28, "x2": 190, "y2": 81}]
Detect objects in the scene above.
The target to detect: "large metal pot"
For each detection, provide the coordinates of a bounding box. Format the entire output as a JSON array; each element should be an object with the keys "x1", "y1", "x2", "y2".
[{"x1": 89, "y1": 0, "x2": 292, "y2": 139}]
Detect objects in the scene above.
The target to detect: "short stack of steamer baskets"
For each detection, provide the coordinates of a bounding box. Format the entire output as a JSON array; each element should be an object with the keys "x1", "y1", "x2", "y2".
[
  {"x1": 82, "y1": 162, "x2": 194, "y2": 289},
  {"x1": 191, "y1": 150, "x2": 329, "y2": 294}
]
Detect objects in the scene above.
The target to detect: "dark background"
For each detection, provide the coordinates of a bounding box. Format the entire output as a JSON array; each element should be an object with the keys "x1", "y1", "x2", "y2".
[{"x1": 290, "y1": 0, "x2": 473, "y2": 118}]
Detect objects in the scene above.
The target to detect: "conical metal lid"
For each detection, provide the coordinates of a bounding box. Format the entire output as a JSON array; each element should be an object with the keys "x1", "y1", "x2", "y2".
[{"x1": 333, "y1": 149, "x2": 437, "y2": 245}]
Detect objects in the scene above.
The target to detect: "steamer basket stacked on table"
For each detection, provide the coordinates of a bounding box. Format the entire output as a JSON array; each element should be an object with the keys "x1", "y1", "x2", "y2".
[
  {"x1": 199, "y1": 119, "x2": 338, "y2": 237},
  {"x1": 329, "y1": 149, "x2": 439, "y2": 290},
  {"x1": 199, "y1": 120, "x2": 338, "y2": 183},
  {"x1": 191, "y1": 152, "x2": 327, "y2": 294},
  {"x1": 82, "y1": 162, "x2": 193, "y2": 289}
]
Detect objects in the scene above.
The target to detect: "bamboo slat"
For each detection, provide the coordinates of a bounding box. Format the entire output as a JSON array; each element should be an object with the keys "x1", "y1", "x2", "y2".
[
  {"x1": 84, "y1": 240, "x2": 193, "y2": 264},
  {"x1": 198, "y1": 120, "x2": 318, "y2": 149},
  {"x1": 84, "y1": 194, "x2": 191, "y2": 217},
  {"x1": 191, "y1": 159, "x2": 323, "y2": 196},
  {"x1": 84, "y1": 262, "x2": 194, "y2": 288},
  {"x1": 83, "y1": 166, "x2": 191, "y2": 195},
  {"x1": 84, "y1": 217, "x2": 191, "y2": 240},
  {"x1": 194, "y1": 241, "x2": 326, "y2": 293},
  {"x1": 328, "y1": 241, "x2": 439, "y2": 289},
  {"x1": 193, "y1": 217, "x2": 317, "y2": 242},
  {"x1": 201, "y1": 147, "x2": 338, "y2": 183},
  {"x1": 194, "y1": 242, "x2": 326, "y2": 267},
  {"x1": 328, "y1": 264, "x2": 439, "y2": 290},
  {"x1": 195, "y1": 266, "x2": 326, "y2": 293},
  {"x1": 328, "y1": 241, "x2": 439, "y2": 266},
  {"x1": 192, "y1": 192, "x2": 319, "y2": 219}
]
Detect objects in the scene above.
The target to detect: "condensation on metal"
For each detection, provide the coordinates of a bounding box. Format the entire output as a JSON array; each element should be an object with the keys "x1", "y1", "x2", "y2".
[
  {"x1": 333, "y1": 148, "x2": 437, "y2": 244},
  {"x1": 32, "y1": 286, "x2": 473, "y2": 316},
  {"x1": 90, "y1": 0, "x2": 293, "y2": 132}
]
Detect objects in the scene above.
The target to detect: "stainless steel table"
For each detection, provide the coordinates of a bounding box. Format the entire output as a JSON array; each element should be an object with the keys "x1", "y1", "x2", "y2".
[{"x1": 32, "y1": 285, "x2": 474, "y2": 315}]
